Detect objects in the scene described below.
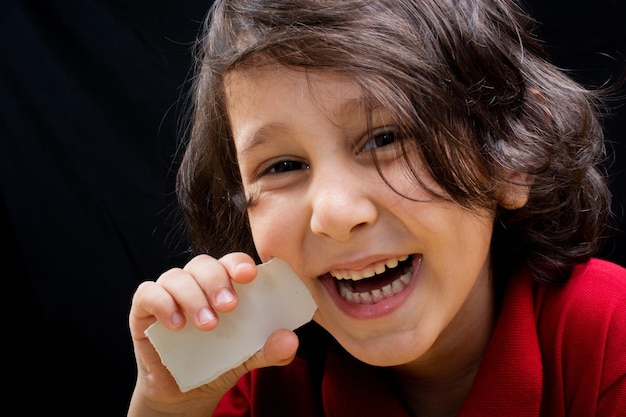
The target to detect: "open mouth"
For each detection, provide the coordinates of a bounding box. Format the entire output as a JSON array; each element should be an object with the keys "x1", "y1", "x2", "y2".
[{"x1": 331, "y1": 255, "x2": 416, "y2": 304}]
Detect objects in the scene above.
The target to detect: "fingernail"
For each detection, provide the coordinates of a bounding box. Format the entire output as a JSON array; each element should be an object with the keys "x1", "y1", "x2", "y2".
[
  {"x1": 216, "y1": 288, "x2": 235, "y2": 306},
  {"x1": 198, "y1": 307, "x2": 216, "y2": 324},
  {"x1": 171, "y1": 311, "x2": 184, "y2": 327},
  {"x1": 235, "y1": 263, "x2": 255, "y2": 273}
]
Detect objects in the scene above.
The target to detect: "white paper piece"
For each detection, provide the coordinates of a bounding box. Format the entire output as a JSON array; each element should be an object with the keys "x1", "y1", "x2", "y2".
[{"x1": 145, "y1": 258, "x2": 317, "y2": 392}]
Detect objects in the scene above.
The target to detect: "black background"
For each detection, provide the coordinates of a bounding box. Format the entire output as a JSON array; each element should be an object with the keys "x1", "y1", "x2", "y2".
[{"x1": 1, "y1": 1, "x2": 624, "y2": 415}]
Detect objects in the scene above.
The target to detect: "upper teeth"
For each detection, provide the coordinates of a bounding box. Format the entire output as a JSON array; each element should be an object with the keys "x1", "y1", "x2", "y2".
[{"x1": 330, "y1": 255, "x2": 410, "y2": 281}]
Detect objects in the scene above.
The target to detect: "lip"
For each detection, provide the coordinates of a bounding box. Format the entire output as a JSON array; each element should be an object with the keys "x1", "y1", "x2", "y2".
[
  {"x1": 324, "y1": 254, "x2": 405, "y2": 274},
  {"x1": 319, "y1": 254, "x2": 423, "y2": 319}
]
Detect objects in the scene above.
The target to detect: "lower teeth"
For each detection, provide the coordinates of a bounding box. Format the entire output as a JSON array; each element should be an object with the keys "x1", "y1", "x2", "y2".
[{"x1": 338, "y1": 269, "x2": 412, "y2": 304}]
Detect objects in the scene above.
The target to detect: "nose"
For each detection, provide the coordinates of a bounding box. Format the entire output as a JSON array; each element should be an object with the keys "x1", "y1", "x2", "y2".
[{"x1": 309, "y1": 169, "x2": 378, "y2": 241}]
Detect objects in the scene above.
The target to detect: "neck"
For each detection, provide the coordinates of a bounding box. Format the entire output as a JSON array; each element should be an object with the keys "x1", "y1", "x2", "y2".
[
  {"x1": 392, "y1": 350, "x2": 485, "y2": 417},
  {"x1": 391, "y1": 282, "x2": 495, "y2": 417}
]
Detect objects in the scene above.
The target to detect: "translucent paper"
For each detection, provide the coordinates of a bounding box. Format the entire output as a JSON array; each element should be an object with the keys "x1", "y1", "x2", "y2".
[{"x1": 145, "y1": 258, "x2": 317, "y2": 392}]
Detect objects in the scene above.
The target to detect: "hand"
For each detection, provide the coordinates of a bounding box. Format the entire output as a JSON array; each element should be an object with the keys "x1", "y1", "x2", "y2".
[{"x1": 127, "y1": 252, "x2": 299, "y2": 416}]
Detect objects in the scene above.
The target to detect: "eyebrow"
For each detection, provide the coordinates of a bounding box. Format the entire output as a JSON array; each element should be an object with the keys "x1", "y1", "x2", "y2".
[
  {"x1": 235, "y1": 122, "x2": 292, "y2": 156},
  {"x1": 333, "y1": 97, "x2": 371, "y2": 119},
  {"x1": 236, "y1": 97, "x2": 380, "y2": 156}
]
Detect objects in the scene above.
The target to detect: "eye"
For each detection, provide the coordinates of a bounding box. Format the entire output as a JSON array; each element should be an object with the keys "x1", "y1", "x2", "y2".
[
  {"x1": 360, "y1": 128, "x2": 398, "y2": 153},
  {"x1": 265, "y1": 159, "x2": 309, "y2": 174}
]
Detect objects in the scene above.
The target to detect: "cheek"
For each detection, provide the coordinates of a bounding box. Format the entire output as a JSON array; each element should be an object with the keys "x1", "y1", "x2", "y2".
[
  {"x1": 380, "y1": 155, "x2": 445, "y2": 202},
  {"x1": 247, "y1": 200, "x2": 304, "y2": 263}
]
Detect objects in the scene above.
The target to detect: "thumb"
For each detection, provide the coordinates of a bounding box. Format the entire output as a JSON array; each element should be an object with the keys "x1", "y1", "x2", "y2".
[
  {"x1": 213, "y1": 329, "x2": 299, "y2": 391},
  {"x1": 247, "y1": 329, "x2": 299, "y2": 368}
]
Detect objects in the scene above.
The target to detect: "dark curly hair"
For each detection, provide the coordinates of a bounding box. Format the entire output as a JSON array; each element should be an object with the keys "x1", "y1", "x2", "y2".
[{"x1": 177, "y1": 0, "x2": 611, "y2": 285}]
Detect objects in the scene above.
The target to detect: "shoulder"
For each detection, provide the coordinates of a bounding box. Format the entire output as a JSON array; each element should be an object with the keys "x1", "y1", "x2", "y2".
[
  {"x1": 570, "y1": 258, "x2": 626, "y2": 290},
  {"x1": 536, "y1": 258, "x2": 626, "y2": 318},
  {"x1": 534, "y1": 258, "x2": 626, "y2": 414},
  {"x1": 535, "y1": 258, "x2": 626, "y2": 341}
]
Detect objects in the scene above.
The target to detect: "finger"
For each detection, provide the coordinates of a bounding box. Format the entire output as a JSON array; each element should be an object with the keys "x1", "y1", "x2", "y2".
[
  {"x1": 129, "y1": 280, "x2": 188, "y2": 339},
  {"x1": 245, "y1": 329, "x2": 299, "y2": 370},
  {"x1": 213, "y1": 329, "x2": 299, "y2": 391},
  {"x1": 182, "y1": 254, "x2": 240, "y2": 314},
  {"x1": 218, "y1": 252, "x2": 258, "y2": 284},
  {"x1": 157, "y1": 265, "x2": 219, "y2": 330},
  {"x1": 183, "y1": 253, "x2": 257, "y2": 314}
]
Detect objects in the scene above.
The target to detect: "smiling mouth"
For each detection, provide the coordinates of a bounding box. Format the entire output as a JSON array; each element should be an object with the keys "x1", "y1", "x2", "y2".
[{"x1": 330, "y1": 255, "x2": 416, "y2": 304}]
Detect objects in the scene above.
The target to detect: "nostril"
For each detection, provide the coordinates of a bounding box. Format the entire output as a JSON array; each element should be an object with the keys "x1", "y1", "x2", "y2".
[
  {"x1": 310, "y1": 204, "x2": 376, "y2": 241},
  {"x1": 309, "y1": 177, "x2": 378, "y2": 240}
]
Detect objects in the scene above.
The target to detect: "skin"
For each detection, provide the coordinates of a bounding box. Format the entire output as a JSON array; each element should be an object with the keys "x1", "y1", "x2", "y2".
[{"x1": 129, "y1": 65, "x2": 527, "y2": 416}]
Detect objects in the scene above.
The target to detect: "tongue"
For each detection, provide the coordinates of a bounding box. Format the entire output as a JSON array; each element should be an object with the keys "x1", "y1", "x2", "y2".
[{"x1": 350, "y1": 268, "x2": 403, "y2": 293}]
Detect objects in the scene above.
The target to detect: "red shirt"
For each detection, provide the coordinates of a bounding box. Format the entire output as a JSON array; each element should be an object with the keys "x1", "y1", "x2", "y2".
[{"x1": 215, "y1": 259, "x2": 626, "y2": 416}]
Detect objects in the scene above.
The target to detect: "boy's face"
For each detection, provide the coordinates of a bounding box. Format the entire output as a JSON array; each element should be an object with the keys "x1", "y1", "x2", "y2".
[{"x1": 226, "y1": 65, "x2": 495, "y2": 368}]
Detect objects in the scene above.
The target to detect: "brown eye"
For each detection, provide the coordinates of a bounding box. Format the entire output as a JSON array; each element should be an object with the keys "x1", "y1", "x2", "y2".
[
  {"x1": 361, "y1": 128, "x2": 397, "y2": 153},
  {"x1": 267, "y1": 160, "x2": 309, "y2": 174},
  {"x1": 374, "y1": 131, "x2": 396, "y2": 147}
]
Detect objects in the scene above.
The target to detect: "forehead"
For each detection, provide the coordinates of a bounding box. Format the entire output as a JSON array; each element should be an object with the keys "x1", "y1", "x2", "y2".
[
  {"x1": 224, "y1": 65, "x2": 373, "y2": 150},
  {"x1": 224, "y1": 65, "x2": 365, "y2": 114}
]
